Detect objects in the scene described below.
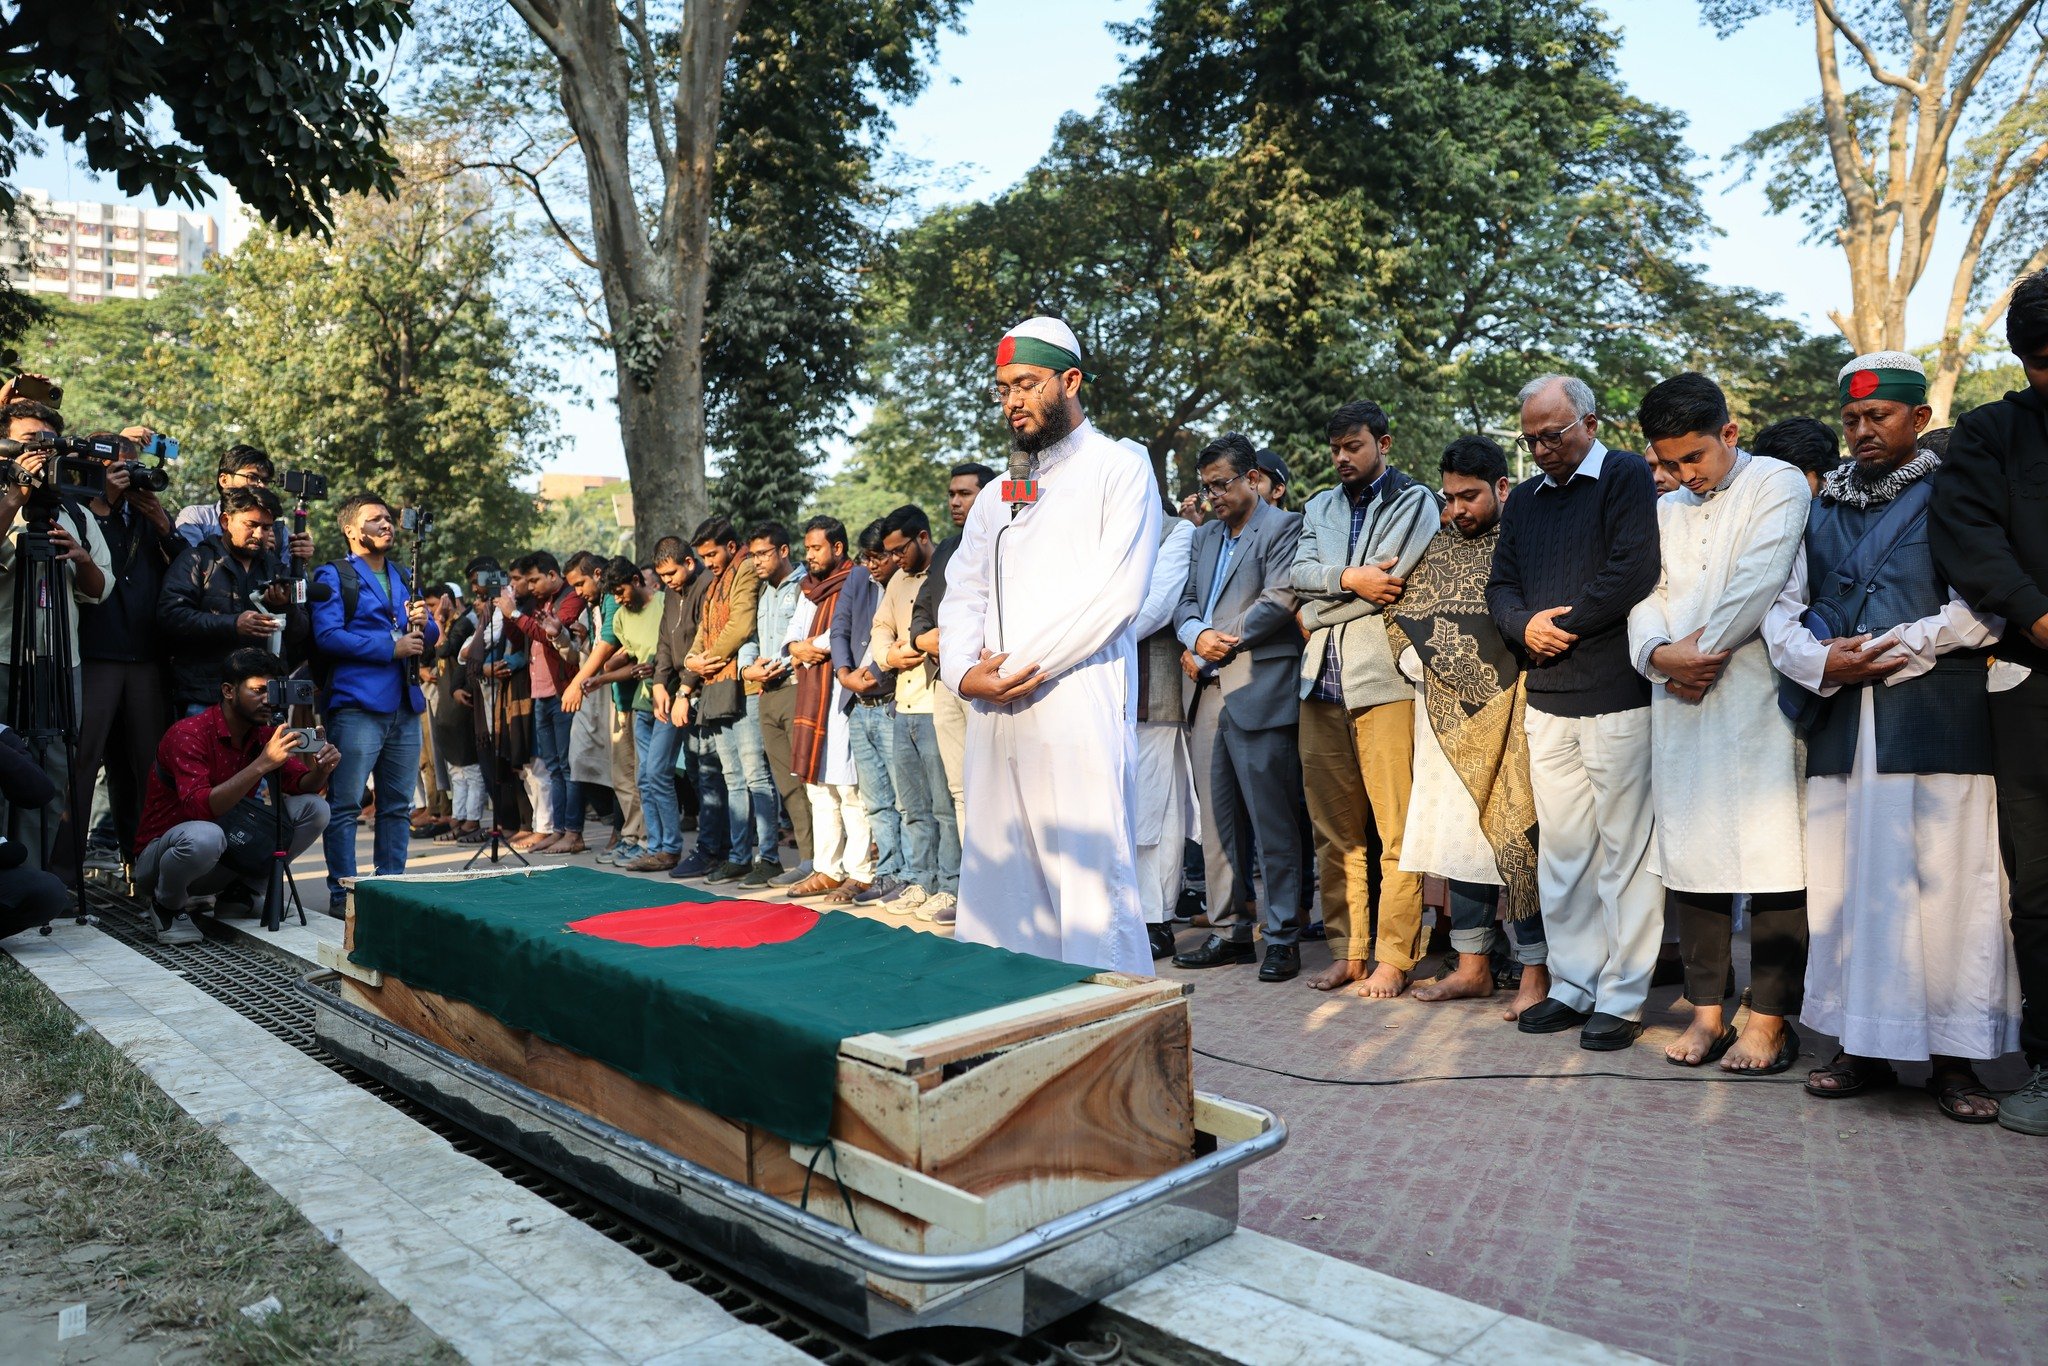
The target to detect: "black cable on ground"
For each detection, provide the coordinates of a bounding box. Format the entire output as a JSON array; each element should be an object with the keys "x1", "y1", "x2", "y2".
[{"x1": 1192, "y1": 1045, "x2": 1809, "y2": 1086}]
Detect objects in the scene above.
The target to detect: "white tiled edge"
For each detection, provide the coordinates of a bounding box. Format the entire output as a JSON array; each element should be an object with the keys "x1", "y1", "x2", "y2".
[{"x1": 5, "y1": 923, "x2": 812, "y2": 1366}]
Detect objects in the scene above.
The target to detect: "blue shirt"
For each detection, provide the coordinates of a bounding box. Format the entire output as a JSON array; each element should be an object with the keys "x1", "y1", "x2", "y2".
[
  {"x1": 739, "y1": 565, "x2": 806, "y2": 667},
  {"x1": 1176, "y1": 524, "x2": 1250, "y2": 673},
  {"x1": 1311, "y1": 468, "x2": 1389, "y2": 704},
  {"x1": 310, "y1": 555, "x2": 439, "y2": 715}
]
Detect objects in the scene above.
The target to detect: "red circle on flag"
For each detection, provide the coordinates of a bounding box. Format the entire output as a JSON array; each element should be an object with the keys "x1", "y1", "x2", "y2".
[
  {"x1": 995, "y1": 335, "x2": 1016, "y2": 367},
  {"x1": 1848, "y1": 369, "x2": 1880, "y2": 399},
  {"x1": 569, "y1": 900, "x2": 820, "y2": 949}
]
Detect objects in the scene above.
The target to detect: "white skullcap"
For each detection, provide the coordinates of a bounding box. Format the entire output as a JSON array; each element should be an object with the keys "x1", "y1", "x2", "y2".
[{"x1": 1838, "y1": 350, "x2": 1925, "y2": 383}]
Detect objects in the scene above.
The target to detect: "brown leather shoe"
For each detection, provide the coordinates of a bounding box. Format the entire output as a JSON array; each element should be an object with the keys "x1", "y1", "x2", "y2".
[
  {"x1": 626, "y1": 852, "x2": 680, "y2": 872},
  {"x1": 786, "y1": 872, "x2": 845, "y2": 901},
  {"x1": 824, "y1": 880, "x2": 870, "y2": 905}
]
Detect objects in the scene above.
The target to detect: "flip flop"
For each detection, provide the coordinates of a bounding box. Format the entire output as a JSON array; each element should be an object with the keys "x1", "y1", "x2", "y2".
[
  {"x1": 1666, "y1": 1025, "x2": 1738, "y2": 1068},
  {"x1": 1803, "y1": 1051, "x2": 1898, "y2": 1098},
  {"x1": 1725, "y1": 1023, "x2": 1801, "y2": 1077}
]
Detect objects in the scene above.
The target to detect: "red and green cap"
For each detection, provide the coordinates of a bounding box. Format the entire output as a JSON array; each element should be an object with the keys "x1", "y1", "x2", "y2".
[
  {"x1": 995, "y1": 316, "x2": 1097, "y2": 382},
  {"x1": 1837, "y1": 350, "x2": 1928, "y2": 406}
]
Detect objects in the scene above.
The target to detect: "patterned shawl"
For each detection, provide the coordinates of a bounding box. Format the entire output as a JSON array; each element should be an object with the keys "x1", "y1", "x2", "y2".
[
  {"x1": 696, "y1": 559, "x2": 741, "y2": 684},
  {"x1": 791, "y1": 561, "x2": 852, "y2": 784},
  {"x1": 1385, "y1": 526, "x2": 1540, "y2": 920}
]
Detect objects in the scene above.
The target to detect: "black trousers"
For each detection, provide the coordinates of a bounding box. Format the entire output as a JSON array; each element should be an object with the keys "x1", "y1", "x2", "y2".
[
  {"x1": 57, "y1": 659, "x2": 166, "y2": 878},
  {"x1": 1674, "y1": 889, "x2": 1807, "y2": 1017},
  {"x1": 1991, "y1": 674, "x2": 2048, "y2": 1067}
]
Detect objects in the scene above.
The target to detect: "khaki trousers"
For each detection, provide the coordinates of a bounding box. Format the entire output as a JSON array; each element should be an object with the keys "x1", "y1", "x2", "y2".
[
  {"x1": 932, "y1": 684, "x2": 968, "y2": 833},
  {"x1": 1298, "y1": 696, "x2": 1424, "y2": 969},
  {"x1": 609, "y1": 696, "x2": 644, "y2": 845}
]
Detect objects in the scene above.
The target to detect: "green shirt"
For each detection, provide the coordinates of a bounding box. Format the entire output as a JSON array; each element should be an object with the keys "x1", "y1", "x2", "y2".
[{"x1": 606, "y1": 595, "x2": 662, "y2": 712}]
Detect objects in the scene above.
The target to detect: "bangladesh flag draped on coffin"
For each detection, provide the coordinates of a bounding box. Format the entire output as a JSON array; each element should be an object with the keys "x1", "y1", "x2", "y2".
[{"x1": 346, "y1": 867, "x2": 1097, "y2": 1144}]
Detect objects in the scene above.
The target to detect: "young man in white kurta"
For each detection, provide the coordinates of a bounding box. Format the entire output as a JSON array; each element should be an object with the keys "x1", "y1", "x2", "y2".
[
  {"x1": 939, "y1": 317, "x2": 1162, "y2": 974},
  {"x1": 1765, "y1": 350, "x2": 2020, "y2": 1123},
  {"x1": 1629, "y1": 373, "x2": 1811, "y2": 1073}
]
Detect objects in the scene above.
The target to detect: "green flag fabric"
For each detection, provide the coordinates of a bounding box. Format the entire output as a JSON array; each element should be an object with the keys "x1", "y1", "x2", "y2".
[{"x1": 347, "y1": 867, "x2": 1097, "y2": 1143}]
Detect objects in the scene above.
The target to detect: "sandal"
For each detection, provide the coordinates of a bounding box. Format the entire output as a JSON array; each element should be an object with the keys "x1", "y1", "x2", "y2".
[
  {"x1": 1666, "y1": 1025, "x2": 1738, "y2": 1068},
  {"x1": 1927, "y1": 1068, "x2": 2000, "y2": 1125},
  {"x1": 1803, "y1": 1051, "x2": 1898, "y2": 1099}
]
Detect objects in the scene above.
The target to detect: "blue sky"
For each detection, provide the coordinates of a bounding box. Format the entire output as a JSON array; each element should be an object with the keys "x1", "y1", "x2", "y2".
[{"x1": 13, "y1": 1, "x2": 1964, "y2": 478}]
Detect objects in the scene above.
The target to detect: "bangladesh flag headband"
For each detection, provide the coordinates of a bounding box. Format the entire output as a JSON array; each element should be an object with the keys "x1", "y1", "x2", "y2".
[
  {"x1": 1839, "y1": 365, "x2": 1927, "y2": 406},
  {"x1": 995, "y1": 333, "x2": 1097, "y2": 382}
]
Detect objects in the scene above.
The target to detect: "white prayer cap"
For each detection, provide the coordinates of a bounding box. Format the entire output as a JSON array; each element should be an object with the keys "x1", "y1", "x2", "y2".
[{"x1": 1837, "y1": 349, "x2": 1927, "y2": 404}]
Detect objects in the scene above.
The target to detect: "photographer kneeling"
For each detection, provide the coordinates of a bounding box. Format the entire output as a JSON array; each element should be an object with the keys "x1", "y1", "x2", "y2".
[{"x1": 131, "y1": 648, "x2": 340, "y2": 945}]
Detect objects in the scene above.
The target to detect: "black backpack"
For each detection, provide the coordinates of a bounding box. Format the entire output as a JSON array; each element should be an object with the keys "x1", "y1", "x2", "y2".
[{"x1": 308, "y1": 558, "x2": 414, "y2": 700}]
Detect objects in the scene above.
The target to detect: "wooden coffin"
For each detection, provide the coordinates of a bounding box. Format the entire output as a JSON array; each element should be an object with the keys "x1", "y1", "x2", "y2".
[{"x1": 327, "y1": 919, "x2": 1197, "y2": 1309}]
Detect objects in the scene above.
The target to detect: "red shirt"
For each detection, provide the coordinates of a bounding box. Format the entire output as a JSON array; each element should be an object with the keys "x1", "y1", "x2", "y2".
[
  {"x1": 511, "y1": 586, "x2": 584, "y2": 691},
  {"x1": 134, "y1": 706, "x2": 317, "y2": 854}
]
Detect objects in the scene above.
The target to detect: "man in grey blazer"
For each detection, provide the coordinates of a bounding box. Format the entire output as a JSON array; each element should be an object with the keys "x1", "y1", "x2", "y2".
[
  {"x1": 1171, "y1": 434, "x2": 1309, "y2": 981},
  {"x1": 1292, "y1": 400, "x2": 1442, "y2": 998}
]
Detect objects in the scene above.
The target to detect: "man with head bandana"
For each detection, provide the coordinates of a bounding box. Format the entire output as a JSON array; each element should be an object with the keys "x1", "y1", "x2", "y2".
[
  {"x1": 1764, "y1": 350, "x2": 2021, "y2": 1124},
  {"x1": 937, "y1": 317, "x2": 1163, "y2": 972}
]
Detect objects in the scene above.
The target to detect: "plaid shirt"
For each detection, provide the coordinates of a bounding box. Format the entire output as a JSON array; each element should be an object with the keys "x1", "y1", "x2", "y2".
[{"x1": 1310, "y1": 469, "x2": 1389, "y2": 704}]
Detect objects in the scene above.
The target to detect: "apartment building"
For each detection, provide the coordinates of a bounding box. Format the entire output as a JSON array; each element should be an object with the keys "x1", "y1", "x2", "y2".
[{"x1": 8, "y1": 189, "x2": 217, "y2": 304}]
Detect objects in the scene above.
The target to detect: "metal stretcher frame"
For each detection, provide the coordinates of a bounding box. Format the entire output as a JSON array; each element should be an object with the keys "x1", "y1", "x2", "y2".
[{"x1": 299, "y1": 970, "x2": 1288, "y2": 1336}]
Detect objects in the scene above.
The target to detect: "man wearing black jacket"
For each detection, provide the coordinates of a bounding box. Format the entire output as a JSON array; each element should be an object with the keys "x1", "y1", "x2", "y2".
[
  {"x1": 159, "y1": 487, "x2": 310, "y2": 716},
  {"x1": 0, "y1": 722, "x2": 69, "y2": 939},
  {"x1": 1932, "y1": 267, "x2": 2048, "y2": 1136}
]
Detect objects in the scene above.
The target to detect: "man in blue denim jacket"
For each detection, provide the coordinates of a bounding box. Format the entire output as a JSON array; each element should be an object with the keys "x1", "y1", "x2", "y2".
[{"x1": 310, "y1": 493, "x2": 438, "y2": 915}]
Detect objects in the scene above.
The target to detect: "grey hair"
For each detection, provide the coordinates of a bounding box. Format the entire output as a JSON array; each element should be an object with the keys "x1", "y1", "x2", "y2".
[{"x1": 1517, "y1": 374, "x2": 1597, "y2": 419}]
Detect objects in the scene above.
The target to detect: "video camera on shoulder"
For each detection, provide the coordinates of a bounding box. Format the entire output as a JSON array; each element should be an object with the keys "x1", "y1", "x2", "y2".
[
  {"x1": 263, "y1": 676, "x2": 321, "y2": 753},
  {"x1": 0, "y1": 432, "x2": 113, "y2": 506}
]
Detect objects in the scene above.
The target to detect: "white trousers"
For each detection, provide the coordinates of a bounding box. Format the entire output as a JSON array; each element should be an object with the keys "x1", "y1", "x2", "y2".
[
  {"x1": 449, "y1": 764, "x2": 486, "y2": 822},
  {"x1": 807, "y1": 781, "x2": 873, "y2": 883},
  {"x1": 1524, "y1": 705, "x2": 1664, "y2": 1020},
  {"x1": 520, "y1": 756, "x2": 555, "y2": 834}
]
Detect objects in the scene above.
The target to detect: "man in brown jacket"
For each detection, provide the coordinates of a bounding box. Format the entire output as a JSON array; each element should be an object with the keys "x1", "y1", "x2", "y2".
[{"x1": 683, "y1": 516, "x2": 781, "y2": 886}]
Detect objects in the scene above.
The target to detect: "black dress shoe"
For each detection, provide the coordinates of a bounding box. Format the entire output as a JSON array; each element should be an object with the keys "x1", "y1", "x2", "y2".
[
  {"x1": 1516, "y1": 998, "x2": 1592, "y2": 1035},
  {"x1": 1148, "y1": 924, "x2": 1177, "y2": 960},
  {"x1": 1580, "y1": 1012, "x2": 1643, "y2": 1051},
  {"x1": 1258, "y1": 944, "x2": 1301, "y2": 982},
  {"x1": 1173, "y1": 933, "x2": 1255, "y2": 969}
]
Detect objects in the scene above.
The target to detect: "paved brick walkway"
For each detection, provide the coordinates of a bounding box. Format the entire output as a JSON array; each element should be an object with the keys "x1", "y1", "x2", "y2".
[{"x1": 1158, "y1": 930, "x2": 2045, "y2": 1366}]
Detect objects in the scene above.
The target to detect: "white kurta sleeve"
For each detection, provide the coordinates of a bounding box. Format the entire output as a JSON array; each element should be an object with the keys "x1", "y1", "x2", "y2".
[
  {"x1": 1627, "y1": 503, "x2": 1674, "y2": 681},
  {"x1": 1134, "y1": 519, "x2": 1193, "y2": 640},
  {"x1": 937, "y1": 489, "x2": 998, "y2": 691},
  {"x1": 1697, "y1": 469, "x2": 1811, "y2": 656},
  {"x1": 1869, "y1": 590, "x2": 2004, "y2": 685},
  {"x1": 999, "y1": 454, "x2": 1162, "y2": 681},
  {"x1": 1762, "y1": 556, "x2": 1836, "y2": 696}
]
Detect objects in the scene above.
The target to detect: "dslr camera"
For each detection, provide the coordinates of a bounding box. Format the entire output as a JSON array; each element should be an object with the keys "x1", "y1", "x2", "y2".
[
  {"x1": 111, "y1": 432, "x2": 175, "y2": 494},
  {"x1": 263, "y1": 676, "x2": 321, "y2": 754}
]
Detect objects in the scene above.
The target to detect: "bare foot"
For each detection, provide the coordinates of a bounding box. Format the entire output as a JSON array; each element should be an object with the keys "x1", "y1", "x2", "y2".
[
  {"x1": 1500, "y1": 964, "x2": 1549, "y2": 1021},
  {"x1": 1352, "y1": 961, "x2": 1408, "y2": 999},
  {"x1": 1665, "y1": 1007, "x2": 1729, "y2": 1066},
  {"x1": 1721, "y1": 1014, "x2": 1787, "y2": 1072},
  {"x1": 1410, "y1": 955, "x2": 1494, "y2": 1003},
  {"x1": 1307, "y1": 958, "x2": 1365, "y2": 992}
]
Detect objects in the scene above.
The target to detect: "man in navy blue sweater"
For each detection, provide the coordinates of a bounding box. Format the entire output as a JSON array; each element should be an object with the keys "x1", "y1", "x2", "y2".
[
  {"x1": 1487, "y1": 374, "x2": 1663, "y2": 1050},
  {"x1": 311, "y1": 493, "x2": 439, "y2": 915}
]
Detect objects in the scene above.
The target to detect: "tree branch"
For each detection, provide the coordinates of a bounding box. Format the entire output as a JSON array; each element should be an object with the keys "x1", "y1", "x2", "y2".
[
  {"x1": 506, "y1": 0, "x2": 575, "y2": 66},
  {"x1": 460, "y1": 157, "x2": 600, "y2": 270},
  {"x1": 621, "y1": 0, "x2": 674, "y2": 171},
  {"x1": 1815, "y1": 0, "x2": 1926, "y2": 93}
]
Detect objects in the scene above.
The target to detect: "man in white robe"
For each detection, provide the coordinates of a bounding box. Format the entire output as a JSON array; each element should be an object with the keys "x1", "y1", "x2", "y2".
[
  {"x1": 939, "y1": 317, "x2": 1162, "y2": 973},
  {"x1": 1629, "y1": 372, "x2": 1810, "y2": 1073},
  {"x1": 1121, "y1": 437, "x2": 1198, "y2": 960},
  {"x1": 1765, "y1": 351, "x2": 2021, "y2": 1123}
]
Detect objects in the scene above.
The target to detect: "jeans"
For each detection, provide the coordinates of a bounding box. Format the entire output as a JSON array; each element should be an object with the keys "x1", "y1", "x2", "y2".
[
  {"x1": 1447, "y1": 880, "x2": 1548, "y2": 966},
  {"x1": 890, "y1": 708, "x2": 959, "y2": 893},
  {"x1": 707, "y1": 695, "x2": 779, "y2": 865},
  {"x1": 632, "y1": 709, "x2": 685, "y2": 855},
  {"x1": 1992, "y1": 675, "x2": 2048, "y2": 1067},
  {"x1": 322, "y1": 708, "x2": 423, "y2": 905},
  {"x1": 848, "y1": 701, "x2": 902, "y2": 880},
  {"x1": 677, "y1": 721, "x2": 727, "y2": 861},
  {"x1": 532, "y1": 695, "x2": 582, "y2": 835},
  {"x1": 140, "y1": 795, "x2": 329, "y2": 911}
]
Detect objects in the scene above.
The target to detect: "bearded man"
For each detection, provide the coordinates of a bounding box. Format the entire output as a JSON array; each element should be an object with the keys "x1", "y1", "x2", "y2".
[
  {"x1": 1765, "y1": 351, "x2": 2020, "y2": 1124},
  {"x1": 938, "y1": 317, "x2": 1162, "y2": 973}
]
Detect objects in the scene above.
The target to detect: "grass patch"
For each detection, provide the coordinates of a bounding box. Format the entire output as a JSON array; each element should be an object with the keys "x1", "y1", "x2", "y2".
[{"x1": 0, "y1": 952, "x2": 457, "y2": 1363}]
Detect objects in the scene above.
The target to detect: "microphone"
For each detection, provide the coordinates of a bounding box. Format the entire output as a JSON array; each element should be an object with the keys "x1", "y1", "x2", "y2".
[{"x1": 1002, "y1": 448, "x2": 1037, "y2": 515}]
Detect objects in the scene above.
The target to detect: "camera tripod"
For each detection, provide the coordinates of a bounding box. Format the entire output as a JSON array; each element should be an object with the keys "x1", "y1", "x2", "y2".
[{"x1": 10, "y1": 511, "x2": 92, "y2": 933}]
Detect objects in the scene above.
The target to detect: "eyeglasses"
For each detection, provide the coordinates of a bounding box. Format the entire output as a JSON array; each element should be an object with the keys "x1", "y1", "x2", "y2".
[
  {"x1": 986, "y1": 372, "x2": 1064, "y2": 405},
  {"x1": 1514, "y1": 413, "x2": 1590, "y2": 455},
  {"x1": 1198, "y1": 473, "x2": 1246, "y2": 498}
]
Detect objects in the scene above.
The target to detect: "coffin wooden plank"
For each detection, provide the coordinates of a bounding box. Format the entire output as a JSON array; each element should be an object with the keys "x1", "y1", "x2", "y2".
[
  {"x1": 838, "y1": 975, "x2": 1186, "y2": 1074},
  {"x1": 787, "y1": 1141, "x2": 990, "y2": 1240}
]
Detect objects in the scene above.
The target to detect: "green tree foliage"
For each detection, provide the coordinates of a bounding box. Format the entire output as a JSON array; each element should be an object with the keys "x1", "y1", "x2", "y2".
[
  {"x1": 0, "y1": 1, "x2": 407, "y2": 235},
  {"x1": 19, "y1": 141, "x2": 550, "y2": 580},
  {"x1": 856, "y1": 0, "x2": 1849, "y2": 500},
  {"x1": 537, "y1": 481, "x2": 635, "y2": 561}
]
